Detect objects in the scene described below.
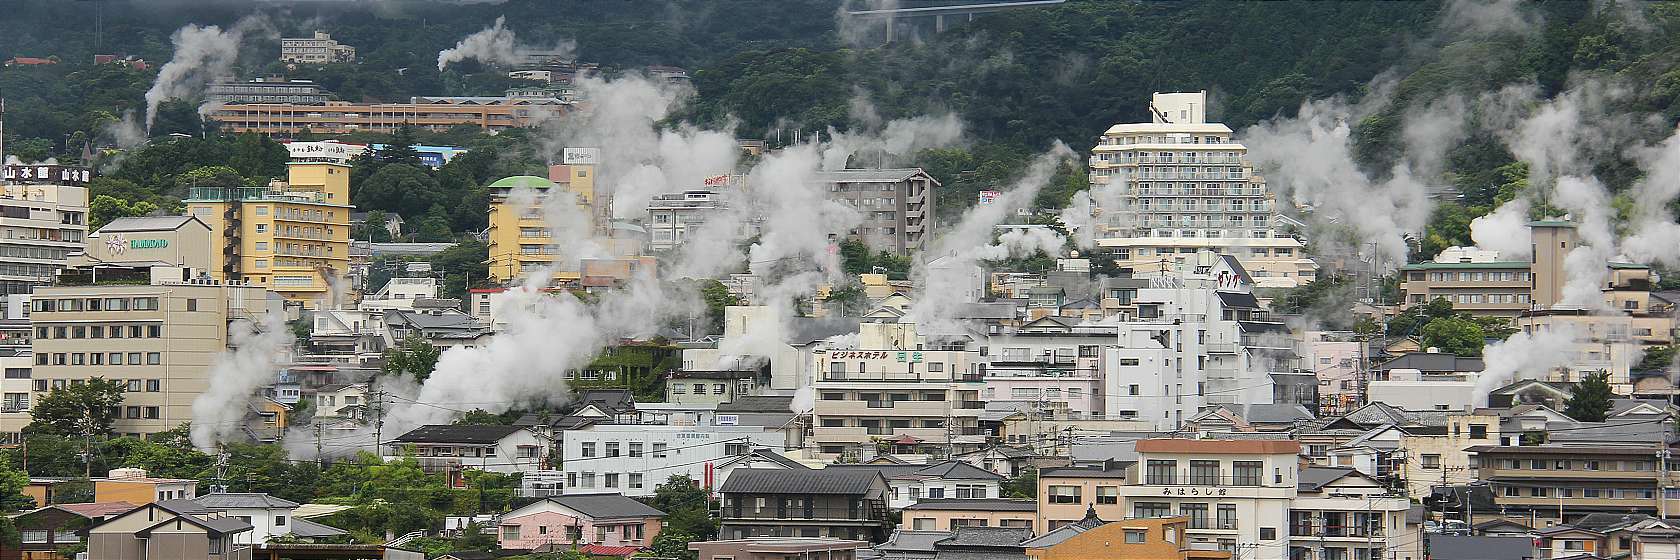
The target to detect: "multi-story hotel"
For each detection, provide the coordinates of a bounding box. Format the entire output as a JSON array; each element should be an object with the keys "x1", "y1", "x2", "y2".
[
  {"x1": 279, "y1": 31, "x2": 357, "y2": 64},
  {"x1": 186, "y1": 161, "x2": 352, "y2": 308},
  {"x1": 206, "y1": 96, "x2": 570, "y2": 135},
  {"x1": 1086, "y1": 92, "x2": 1315, "y2": 288},
  {"x1": 29, "y1": 269, "x2": 275, "y2": 437},
  {"x1": 810, "y1": 321, "x2": 985, "y2": 460},
  {"x1": 207, "y1": 77, "x2": 331, "y2": 106},
  {"x1": 484, "y1": 170, "x2": 594, "y2": 283},
  {"x1": 0, "y1": 165, "x2": 90, "y2": 295}
]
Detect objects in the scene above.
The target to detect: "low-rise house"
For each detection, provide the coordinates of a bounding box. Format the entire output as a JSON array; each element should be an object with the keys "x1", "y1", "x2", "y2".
[
  {"x1": 87, "y1": 499, "x2": 255, "y2": 560},
  {"x1": 928, "y1": 525, "x2": 1033, "y2": 560},
  {"x1": 11, "y1": 501, "x2": 136, "y2": 559},
  {"x1": 690, "y1": 537, "x2": 870, "y2": 560},
  {"x1": 384, "y1": 425, "x2": 549, "y2": 475},
  {"x1": 875, "y1": 530, "x2": 947, "y2": 560},
  {"x1": 953, "y1": 446, "x2": 1035, "y2": 477},
  {"x1": 193, "y1": 493, "x2": 347, "y2": 545},
  {"x1": 1022, "y1": 511, "x2": 1230, "y2": 560},
  {"x1": 496, "y1": 493, "x2": 665, "y2": 553},
  {"x1": 1290, "y1": 466, "x2": 1420, "y2": 560},
  {"x1": 901, "y1": 498, "x2": 1036, "y2": 532},
  {"x1": 667, "y1": 370, "x2": 757, "y2": 405},
  {"x1": 830, "y1": 461, "x2": 1005, "y2": 509},
  {"x1": 1531, "y1": 513, "x2": 1680, "y2": 560},
  {"x1": 718, "y1": 468, "x2": 892, "y2": 542},
  {"x1": 312, "y1": 383, "x2": 370, "y2": 420}
]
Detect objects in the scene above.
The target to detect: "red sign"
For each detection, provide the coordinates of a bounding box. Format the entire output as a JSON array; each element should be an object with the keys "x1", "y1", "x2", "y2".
[{"x1": 703, "y1": 174, "x2": 730, "y2": 186}]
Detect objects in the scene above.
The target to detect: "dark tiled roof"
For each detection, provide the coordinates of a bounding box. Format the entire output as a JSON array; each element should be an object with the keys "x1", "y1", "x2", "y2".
[
  {"x1": 717, "y1": 395, "x2": 794, "y2": 413},
  {"x1": 1427, "y1": 536, "x2": 1534, "y2": 560},
  {"x1": 877, "y1": 530, "x2": 950, "y2": 553},
  {"x1": 1020, "y1": 507, "x2": 1105, "y2": 548},
  {"x1": 390, "y1": 424, "x2": 525, "y2": 444},
  {"x1": 195, "y1": 493, "x2": 300, "y2": 509},
  {"x1": 720, "y1": 468, "x2": 884, "y2": 495},
  {"x1": 1040, "y1": 464, "x2": 1132, "y2": 479},
  {"x1": 548, "y1": 493, "x2": 665, "y2": 519},
  {"x1": 1298, "y1": 466, "x2": 1357, "y2": 492},
  {"x1": 1376, "y1": 352, "x2": 1485, "y2": 373},
  {"x1": 1217, "y1": 403, "x2": 1315, "y2": 424},
  {"x1": 908, "y1": 461, "x2": 1005, "y2": 481},
  {"x1": 905, "y1": 499, "x2": 1035, "y2": 512},
  {"x1": 935, "y1": 526, "x2": 1032, "y2": 548},
  {"x1": 290, "y1": 517, "x2": 350, "y2": 538},
  {"x1": 1216, "y1": 291, "x2": 1260, "y2": 309}
]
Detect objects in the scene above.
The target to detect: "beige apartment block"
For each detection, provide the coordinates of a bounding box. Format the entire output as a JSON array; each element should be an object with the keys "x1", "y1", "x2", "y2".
[{"x1": 30, "y1": 274, "x2": 276, "y2": 437}]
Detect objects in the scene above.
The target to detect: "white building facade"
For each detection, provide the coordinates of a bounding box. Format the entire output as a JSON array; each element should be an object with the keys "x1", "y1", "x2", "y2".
[
  {"x1": 558, "y1": 423, "x2": 786, "y2": 497},
  {"x1": 810, "y1": 321, "x2": 984, "y2": 460}
]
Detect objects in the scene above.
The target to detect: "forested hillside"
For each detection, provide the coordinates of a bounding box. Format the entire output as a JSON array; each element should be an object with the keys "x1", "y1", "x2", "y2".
[{"x1": 2, "y1": 0, "x2": 1679, "y2": 268}]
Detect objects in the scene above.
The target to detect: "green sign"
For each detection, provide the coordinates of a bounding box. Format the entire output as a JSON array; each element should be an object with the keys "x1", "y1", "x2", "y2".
[
  {"x1": 896, "y1": 351, "x2": 924, "y2": 363},
  {"x1": 129, "y1": 239, "x2": 168, "y2": 249}
]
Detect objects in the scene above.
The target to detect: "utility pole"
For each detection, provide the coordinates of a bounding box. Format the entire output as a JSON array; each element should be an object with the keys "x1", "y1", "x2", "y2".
[
  {"x1": 315, "y1": 424, "x2": 325, "y2": 467},
  {"x1": 371, "y1": 377, "x2": 386, "y2": 459},
  {"x1": 211, "y1": 447, "x2": 229, "y2": 494}
]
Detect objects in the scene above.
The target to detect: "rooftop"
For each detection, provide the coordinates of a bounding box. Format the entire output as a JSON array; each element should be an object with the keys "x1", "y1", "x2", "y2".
[
  {"x1": 904, "y1": 498, "x2": 1036, "y2": 512},
  {"x1": 389, "y1": 424, "x2": 526, "y2": 445},
  {"x1": 718, "y1": 468, "x2": 884, "y2": 495}
]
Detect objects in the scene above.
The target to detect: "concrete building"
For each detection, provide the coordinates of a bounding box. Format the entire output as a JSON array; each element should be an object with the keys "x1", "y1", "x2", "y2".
[
  {"x1": 73, "y1": 216, "x2": 213, "y2": 271},
  {"x1": 30, "y1": 272, "x2": 275, "y2": 437},
  {"x1": 1085, "y1": 92, "x2": 1314, "y2": 287},
  {"x1": 0, "y1": 177, "x2": 89, "y2": 295},
  {"x1": 206, "y1": 96, "x2": 569, "y2": 135},
  {"x1": 482, "y1": 172, "x2": 614, "y2": 283},
  {"x1": 1036, "y1": 464, "x2": 1134, "y2": 530},
  {"x1": 828, "y1": 461, "x2": 1004, "y2": 509},
  {"x1": 691, "y1": 537, "x2": 870, "y2": 560},
  {"x1": 280, "y1": 31, "x2": 356, "y2": 63},
  {"x1": 1397, "y1": 247, "x2": 1533, "y2": 316},
  {"x1": 1302, "y1": 332, "x2": 1362, "y2": 415},
  {"x1": 982, "y1": 326, "x2": 1112, "y2": 419},
  {"x1": 1104, "y1": 254, "x2": 1293, "y2": 430},
  {"x1": 810, "y1": 321, "x2": 984, "y2": 460},
  {"x1": 557, "y1": 422, "x2": 786, "y2": 497},
  {"x1": 207, "y1": 77, "x2": 331, "y2": 106},
  {"x1": 1465, "y1": 443, "x2": 1676, "y2": 525},
  {"x1": 818, "y1": 168, "x2": 937, "y2": 256},
  {"x1": 646, "y1": 188, "x2": 759, "y2": 252},
  {"x1": 185, "y1": 161, "x2": 353, "y2": 308},
  {"x1": 1395, "y1": 410, "x2": 1500, "y2": 499}
]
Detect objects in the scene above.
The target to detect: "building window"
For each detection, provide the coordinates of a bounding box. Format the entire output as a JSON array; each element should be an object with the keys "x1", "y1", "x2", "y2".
[
  {"x1": 605, "y1": 442, "x2": 620, "y2": 457},
  {"x1": 1217, "y1": 504, "x2": 1237, "y2": 529},
  {"x1": 630, "y1": 473, "x2": 643, "y2": 489},
  {"x1": 1233, "y1": 461, "x2": 1262, "y2": 486},
  {"x1": 580, "y1": 442, "x2": 596, "y2": 457},
  {"x1": 1146, "y1": 460, "x2": 1177, "y2": 485},
  {"x1": 1189, "y1": 460, "x2": 1220, "y2": 485},
  {"x1": 1133, "y1": 502, "x2": 1170, "y2": 518},
  {"x1": 653, "y1": 442, "x2": 668, "y2": 458},
  {"x1": 1421, "y1": 455, "x2": 1442, "y2": 469},
  {"x1": 1047, "y1": 485, "x2": 1081, "y2": 504},
  {"x1": 956, "y1": 484, "x2": 986, "y2": 499},
  {"x1": 1096, "y1": 486, "x2": 1119, "y2": 505},
  {"x1": 1124, "y1": 529, "x2": 1146, "y2": 544}
]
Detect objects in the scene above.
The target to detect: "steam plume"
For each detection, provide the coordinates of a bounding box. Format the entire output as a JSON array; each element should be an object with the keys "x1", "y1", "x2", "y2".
[
  {"x1": 144, "y1": 16, "x2": 271, "y2": 131},
  {"x1": 191, "y1": 311, "x2": 294, "y2": 452}
]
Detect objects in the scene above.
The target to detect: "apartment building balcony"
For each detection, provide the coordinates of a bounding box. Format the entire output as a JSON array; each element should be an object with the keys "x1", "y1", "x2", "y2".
[
  {"x1": 819, "y1": 399, "x2": 974, "y2": 417},
  {"x1": 1205, "y1": 342, "x2": 1237, "y2": 354},
  {"x1": 813, "y1": 426, "x2": 957, "y2": 445},
  {"x1": 1485, "y1": 467, "x2": 1661, "y2": 481},
  {"x1": 1497, "y1": 494, "x2": 1656, "y2": 510}
]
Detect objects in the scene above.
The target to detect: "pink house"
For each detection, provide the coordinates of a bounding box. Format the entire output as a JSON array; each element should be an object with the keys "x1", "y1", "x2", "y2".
[{"x1": 498, "y1": 493, "x2": 665, "y2": 553}]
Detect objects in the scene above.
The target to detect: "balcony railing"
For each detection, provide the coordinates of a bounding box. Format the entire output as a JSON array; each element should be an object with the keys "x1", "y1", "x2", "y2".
[{"x1": 1142, "y1": 473, "x2": 1268, "y2": 487}]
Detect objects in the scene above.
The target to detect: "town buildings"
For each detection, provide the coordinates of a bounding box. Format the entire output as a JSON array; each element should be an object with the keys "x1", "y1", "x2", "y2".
[
  {"x1": 1023, "y1": 513, "x2": 1233, "y2": 560},
  {"x1": 205, "y1": 96, "x2": 570, "y2": 135},
  {"x1": 818, "y1": 168, "x2": 938, "y2": 256},
  {"x1": 28, "y1": 271, "x2": 275, "y2": 438},
  {"x1": 87, "y1": 500, "x2": 254, "y2": 560},
  {"x1": 185, "y1": 161, "x2": 353, "y2": 308},
  {"x1": 809, "y1": 321, "x2": 985, "y2": 460},
  {"x1": 280, "y1": 31, "x2": 357, "y2": 64},
  {"x1": 1085, "y1": 92, "x2": 1315, "y2": 287},
  {"x1": 901, "y1": 498, "x2": 1036, "y2": 531},
  {"x1": 0, "y1": 171, "x2": 89, "y2": 296}
]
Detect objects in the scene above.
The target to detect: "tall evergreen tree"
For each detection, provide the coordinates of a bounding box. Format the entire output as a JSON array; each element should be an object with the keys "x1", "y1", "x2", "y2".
[{"x1": 1564, "y1": 371, "x2": 1614, "y2": 423}]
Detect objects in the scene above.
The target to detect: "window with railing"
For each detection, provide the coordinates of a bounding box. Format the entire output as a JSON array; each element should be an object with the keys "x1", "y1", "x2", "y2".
[
  {"x1": 1233, "y1": 461, "x2": 1263, "y2": 486},
  {"x1": 1189, "y1": 460, "x2": 1221, "y2": 485},
  {"x1": 1146, "y1": 460, "x2": 1177, "y2": 485}
]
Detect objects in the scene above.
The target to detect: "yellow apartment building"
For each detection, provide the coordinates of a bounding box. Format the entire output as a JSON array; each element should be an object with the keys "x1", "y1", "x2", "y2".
[
  {"x1": 485, "y1": 164, "x2": 618, "y2": 284},
  {"x1": 186, "y1": 162, "x2": 352, "y2": 308}
]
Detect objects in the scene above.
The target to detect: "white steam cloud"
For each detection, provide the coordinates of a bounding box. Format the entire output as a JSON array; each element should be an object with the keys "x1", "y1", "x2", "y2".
[
  {"x1": 437, "y1": 16, "x2": 576, "y2": 71},
  {"x1": 1472, "y1": 325, "x2": 1580, "y2": 408},
  {"x1": 191, "y1": 311, "x2": 295, "y2": 452},
  {"x1": 145, "y1": 16, "x2": 271, "y2": 131}
]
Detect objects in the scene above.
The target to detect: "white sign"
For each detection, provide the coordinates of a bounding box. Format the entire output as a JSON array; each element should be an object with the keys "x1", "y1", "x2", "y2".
[
  {"x1": 716, "y1": 415, "x2": 739, "y2": 426},
  {"x1": 562, "y1": 147, "x2": 600, "y2": 165},
  {"x1": 285, "y1": 141, "x2": 366, "y2": 162}
]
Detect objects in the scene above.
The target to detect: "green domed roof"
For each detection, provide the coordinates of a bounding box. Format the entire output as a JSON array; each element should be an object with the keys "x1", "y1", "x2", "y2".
[{"x1": 487, "y1": 175, "x2": 555, "y2": 189}]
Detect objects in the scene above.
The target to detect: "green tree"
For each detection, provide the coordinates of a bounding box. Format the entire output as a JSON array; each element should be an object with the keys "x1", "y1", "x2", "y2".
[
  {"x1": 150, "y1": 99, "x2": 202, "y2": 137},
  {"x1": 699, "y1": 280, "x2": 742, "y2": 333},
  {"x1": 27, "y1": 378, "x2": 127, "y2": 437},
  {"x1": 383, "y1": 336, "x2": 443, "y2": 383},
  {"x1": 650, "y1": 475, "x2": 717, "y2": 541},
  {"x1": 379, "y1": 126, "x2": 424, "y2": 167},
  {"x1": 1419, "y1": 316, "x2": 1487, "y2": 357},
  {"x1": 354, "y1": 210, "x2": 396, "y2": 243},
  {"x1": 1565, "y1": 371, "x2": 1615, "y2": 422},
  {"x1": 0, "y1": 455, "x2": 35, "y2": 510},
  {"x1": 173, "y1": 165, "x2": 248, "y2": 189},
  {"x1": 414, "y1": 205, "x2": 455, "y2": 242},
  {"x1": 354, "y1": 164, "x2": 446, "y2": 219},
  {"x1": 650, "y1": 529, "x2": 698, "y2": 560},
  {"x1": 431, "y1": 240, "x2": 490, "y2": 302},
  {"x1": 1001, "y1": 467, "x2": 1038, "y2": 499},
  {"x1": 1637, "y1": 345, "x2": 1676, "y2": 373},
  {"x1": 227, "y1": 132, "x2": 289, "y2": 181},
  {"x1": 88, "y1": 194, "x2": 160, "y2": 229}
]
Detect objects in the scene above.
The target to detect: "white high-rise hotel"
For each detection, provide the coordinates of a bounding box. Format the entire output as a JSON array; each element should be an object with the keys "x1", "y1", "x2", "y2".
[{"x1": 1087, "y1": 92, "x2": 1316, "y2": 288}]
